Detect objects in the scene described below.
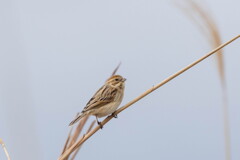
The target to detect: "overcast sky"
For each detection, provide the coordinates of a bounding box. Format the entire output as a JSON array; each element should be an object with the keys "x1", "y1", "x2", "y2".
[{"x1": 0, "y1": 0, "x2": 240, "y2": 160}]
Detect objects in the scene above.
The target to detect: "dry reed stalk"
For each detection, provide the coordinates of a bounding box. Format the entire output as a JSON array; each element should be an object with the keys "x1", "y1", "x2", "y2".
[
  {"x1": 60, "y1": 127, "x2": 73, "y2": 155},
  {"x1": 68, "y1": 116, "x2": 89, "y2": 147},
  {"x1": 60, "y1": 114, "x2": 95, "y2": 160},
  {"x1": 176, "y1": 1, "x2": 230, "y2": 160},
  {"x1": 0, "y1": 138, "x2": 11, "y2": 160},
  {"x1": 176, "y1": 0, "x2": 225, "y2": 85},
  {"x1": 70, "y1": 121, "x2": 95, "y2": 160},
  {"x1": 111, "y1": 62, "x2": 121, "y2": 76},
  {"x1": 59, "y1": 35, "x2": 240, "y2": 160}
]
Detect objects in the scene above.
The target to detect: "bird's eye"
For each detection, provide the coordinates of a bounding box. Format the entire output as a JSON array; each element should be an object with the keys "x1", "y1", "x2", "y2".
[{"x1": 115, "y1": 79, "x2": 119, "y2": 81}]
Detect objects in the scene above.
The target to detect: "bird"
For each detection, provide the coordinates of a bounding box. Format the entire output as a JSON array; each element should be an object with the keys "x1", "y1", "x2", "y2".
[{"x1": 69, "y1": 75, "x2": 126, "y2": 128}]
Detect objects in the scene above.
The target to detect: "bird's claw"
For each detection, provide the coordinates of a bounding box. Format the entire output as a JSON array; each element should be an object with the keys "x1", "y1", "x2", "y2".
[
  {"x1": 97, "y1": 121, "x2": 103, "y2": 129},
  {"x1": 111, "y1": 112, "x2": 118, "y2": 118}
]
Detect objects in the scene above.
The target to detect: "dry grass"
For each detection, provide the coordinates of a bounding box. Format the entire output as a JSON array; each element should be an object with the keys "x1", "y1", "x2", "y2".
[
  {"x1": 175, "y1": 1, "x2": 231, "y2": 159},
  {"x1": 0, "y1": 138, "x2": 11, "y2": 160},
  {"x1": 176, "y1": 0, "x2": 225, "y2": 85},
  {"x1": 59, "y1": 114, "x2": 95, "y2": 160},
  {"x1": 59, "y1": 35, "x2": 240, "y2": 160},
  {"x1": 111, "y1": 62, "x2": 121, "y2": 76}
]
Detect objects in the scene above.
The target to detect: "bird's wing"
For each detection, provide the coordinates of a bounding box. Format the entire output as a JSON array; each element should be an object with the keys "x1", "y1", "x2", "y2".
[{"x1": 82, "y1": 85, "x2": 117, "y2": 112}]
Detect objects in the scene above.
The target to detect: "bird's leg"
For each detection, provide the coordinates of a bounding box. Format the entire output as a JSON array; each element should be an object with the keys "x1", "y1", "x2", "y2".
[
  {"x1": 111, "y1": 112, "x2": 118, "y2": 118},
  {"x1": 96, "y1": 116, "x2": 103, "y2": 129}
]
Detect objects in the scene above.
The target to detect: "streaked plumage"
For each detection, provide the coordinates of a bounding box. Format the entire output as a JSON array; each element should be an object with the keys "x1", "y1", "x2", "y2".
[{"x1": 69, "y1": 75, "x2": 126, "y2": 127}]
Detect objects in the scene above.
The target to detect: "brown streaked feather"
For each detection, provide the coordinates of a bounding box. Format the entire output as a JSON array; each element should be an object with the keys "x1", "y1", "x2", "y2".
[
  {"x1": 82, "y1": 85, "x2": 117, "y2": 112},
  {"x1": 69, "y1": 112, "x2": 87, "y2": 126}
]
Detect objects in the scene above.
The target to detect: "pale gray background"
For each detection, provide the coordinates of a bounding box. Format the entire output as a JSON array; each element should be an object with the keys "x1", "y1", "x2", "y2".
[{"x1": 0, "y1": 0, "x2": 239, "y2": 160}]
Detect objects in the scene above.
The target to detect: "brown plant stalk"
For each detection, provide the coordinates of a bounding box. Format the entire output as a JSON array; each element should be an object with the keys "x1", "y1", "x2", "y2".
[
  {"x1": 177, "y1": 0, "x2": 225, "y2": 83},
  {"x1": 70, "y1": 120, "x2": 95, "y2": 160},
  {"x1": 176, "y1": 1, "x2": 231, "y2": 160},
  {"x1": 60, "y1": 114, "x2": 96, "y2": 160},
  {"x1": 0, "y1": 138, "x2": 11, "y2": 160},
  {"x1": 59, "y1": 35, "x2": 240, "y2": 160}
]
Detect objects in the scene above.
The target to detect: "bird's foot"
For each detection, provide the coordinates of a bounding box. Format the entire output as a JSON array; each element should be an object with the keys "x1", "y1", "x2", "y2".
[
  {"x1": 97, "y1": 121, "x2": 103, "y2": 129},
  {"x1": 111, "y1": 112, "x2": 118, "y2": 118}
]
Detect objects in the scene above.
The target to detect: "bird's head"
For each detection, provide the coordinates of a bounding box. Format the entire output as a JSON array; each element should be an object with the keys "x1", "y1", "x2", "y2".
[{"x1": 106, "y1": 75, "x2": 126, "y2": 87}]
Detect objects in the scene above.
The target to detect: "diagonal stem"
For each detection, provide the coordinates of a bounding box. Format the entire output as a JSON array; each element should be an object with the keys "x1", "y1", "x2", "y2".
[
  {"x1": 59, "y1": 35, "x2": 240, "y2": 160},
  {"x1": 0, "y1": 139, "x2": 11, "y2": 160}
]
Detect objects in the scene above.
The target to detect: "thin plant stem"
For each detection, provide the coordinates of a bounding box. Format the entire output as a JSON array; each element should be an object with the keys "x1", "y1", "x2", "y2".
[
  {"x1": 70, "y1": 121, "x2": 96, "y2": 160},
  {"x1": 222, "y1": 89, "x2": 231, "y2": 160},
  {"x1": 0, "y1": 139, "x2": 11, "y2": 160},
  {"x1": 111, "y1": 62, "x2": 121, "y2": 76},
  {"x1": 176, "y1": 2, "x2": 231, "y2": 159},
  {"x1": 59, "y1": 35, "x2": 240, "y2": 160}
]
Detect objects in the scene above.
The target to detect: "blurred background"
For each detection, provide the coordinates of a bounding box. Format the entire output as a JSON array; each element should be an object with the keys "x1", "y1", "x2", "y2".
[{"x1": 0, "y1": 0, "x2": 239, "y2": 159}]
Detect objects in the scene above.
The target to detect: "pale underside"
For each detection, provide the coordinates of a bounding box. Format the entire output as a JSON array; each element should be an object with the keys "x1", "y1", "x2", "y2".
[{"x1": 82, "y1": 83, "x2": 124, "y2": 118}]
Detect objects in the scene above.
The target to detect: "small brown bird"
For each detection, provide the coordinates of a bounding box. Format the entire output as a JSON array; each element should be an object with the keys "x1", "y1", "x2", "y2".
[{"x1": 69, "y1": 75, "x2": 126, "y2": 128}]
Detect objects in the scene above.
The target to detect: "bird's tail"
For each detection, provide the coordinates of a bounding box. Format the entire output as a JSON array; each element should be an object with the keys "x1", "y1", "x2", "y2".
[{"x1": 69, "y1": 112, "x2": 86, "y2": 126}]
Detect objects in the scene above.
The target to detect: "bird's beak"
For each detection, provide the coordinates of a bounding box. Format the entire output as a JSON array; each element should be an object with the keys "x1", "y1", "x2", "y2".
[{"x1": 122, "y1": 78, "x2": 126, "y2": 82}]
